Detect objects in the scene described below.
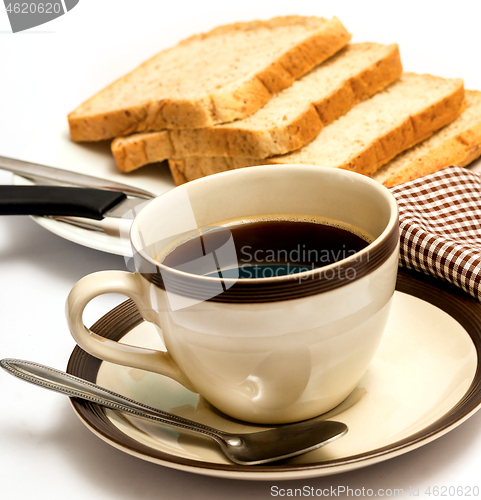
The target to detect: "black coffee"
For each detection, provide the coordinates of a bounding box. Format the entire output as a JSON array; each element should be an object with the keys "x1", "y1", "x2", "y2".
[{"x1": 161, "y1": 218, "x2": 370, "y2": 279}]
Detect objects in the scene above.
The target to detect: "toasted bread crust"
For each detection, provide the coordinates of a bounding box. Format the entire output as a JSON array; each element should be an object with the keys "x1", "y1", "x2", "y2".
[
  {"x1": 314, "y1": 44, "x2": 402, "y2": 125},
  {"x1": 112, "y1": 131, "x2": 173, "y2": 173},
  {"x1": 321, "y1": 80, "x2": 465, "y2": 176},
  {"x1": 112, "y1": 43, "x2": 402, "y2": 171},
  {"x1": 69, "y1": 16, "x2": 351, "y2": 142},
  {"x1": 112, "y1": 104, "x2": 323, "y2": 171},
  {"x1": 374, "y1": 91, "x2": 481, "y2": 187},
  {"x1": 383, "y1": 133, "x2": 481, "y2": 187},
  {"x1": 168, "y1": 75, "x2": 465, "y2": 184},
  {"x1": 275, "y1": 75, "x2": 465, "y2": 176}
]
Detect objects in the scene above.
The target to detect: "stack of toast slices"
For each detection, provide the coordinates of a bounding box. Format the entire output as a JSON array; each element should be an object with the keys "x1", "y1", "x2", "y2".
[{"x1": 68, "y1": 16, "x2": 481, "y2": 188}]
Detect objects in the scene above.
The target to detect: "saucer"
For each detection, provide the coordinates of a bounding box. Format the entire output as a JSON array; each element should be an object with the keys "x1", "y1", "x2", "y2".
[{"x1": 67, "y1": 269, "x2": 481, "y2": 480}]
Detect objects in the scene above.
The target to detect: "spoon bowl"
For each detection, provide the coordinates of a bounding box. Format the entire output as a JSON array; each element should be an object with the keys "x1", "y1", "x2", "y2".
[{"x1": 0, "y1": 358, "x2": 347, "y2": 465}]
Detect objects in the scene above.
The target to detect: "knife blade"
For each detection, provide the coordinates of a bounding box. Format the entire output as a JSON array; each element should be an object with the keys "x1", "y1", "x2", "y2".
[{"x1": 0, "y1": 155, "x2": 156, "y2": 200}]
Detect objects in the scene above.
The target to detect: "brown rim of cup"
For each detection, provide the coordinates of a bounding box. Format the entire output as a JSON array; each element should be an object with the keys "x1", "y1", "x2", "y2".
[{"x1": 132, "y1": 222, "x2": 399, "y2": 304}]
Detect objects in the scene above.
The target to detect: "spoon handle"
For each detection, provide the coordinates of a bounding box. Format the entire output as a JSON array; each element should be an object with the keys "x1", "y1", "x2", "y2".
[{"x1": 0, "y1": 358, "x2": 225, "y2": 442}]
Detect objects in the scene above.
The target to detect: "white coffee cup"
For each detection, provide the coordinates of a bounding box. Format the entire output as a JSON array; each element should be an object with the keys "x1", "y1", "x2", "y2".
[{"x1": 66, "y1": 165, "x2": 399, "y2": 424}]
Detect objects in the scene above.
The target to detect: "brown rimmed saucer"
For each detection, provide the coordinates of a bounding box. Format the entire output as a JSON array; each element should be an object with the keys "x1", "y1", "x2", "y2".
[{"x1": 67, "y1": 268, "x2": 481, "y2": 480}]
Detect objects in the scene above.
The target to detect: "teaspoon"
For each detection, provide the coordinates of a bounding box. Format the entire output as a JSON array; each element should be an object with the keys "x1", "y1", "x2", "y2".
[{"x1": 0, "y1": 358, "x2": 347, "y2": 466}]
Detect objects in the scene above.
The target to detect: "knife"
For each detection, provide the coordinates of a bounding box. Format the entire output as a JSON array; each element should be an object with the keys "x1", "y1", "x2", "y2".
[
  {"x1": 0, "y1": 185, "x2": 150, "y2": 236},
  {"x1": 0, "y1": 155, "x2": 155, "y2": 235}
]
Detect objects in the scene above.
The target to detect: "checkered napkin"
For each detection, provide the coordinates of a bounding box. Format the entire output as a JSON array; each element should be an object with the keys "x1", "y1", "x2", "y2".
[{"x1": 389, "y1": 166, "x2": 481, "y2": 302}]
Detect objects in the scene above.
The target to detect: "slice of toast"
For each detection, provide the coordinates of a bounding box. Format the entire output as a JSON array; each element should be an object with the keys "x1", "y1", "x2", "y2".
[
  {"x1": 112, "y1": 43, "x2": 402, "y2": 172},
  {"x1": 372, "y1": 90, "x2": 481, "y2": 187},
  {"x1": 168, "y1": 73, "x2": 465, "y2": 185},
  {"x1": 68, "y1": 16, "x2": 351, "y2": 142}
]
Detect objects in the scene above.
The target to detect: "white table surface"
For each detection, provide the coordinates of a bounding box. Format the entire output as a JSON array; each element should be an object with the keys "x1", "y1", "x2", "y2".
[{"x1": 2, "y1": 1, "x2": 481, "y2": 498}]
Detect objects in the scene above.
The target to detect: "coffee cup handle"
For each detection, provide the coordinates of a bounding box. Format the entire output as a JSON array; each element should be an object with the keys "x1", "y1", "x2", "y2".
[{"x1": 65, "y1": 270, "x2": 195, "y2": 391}]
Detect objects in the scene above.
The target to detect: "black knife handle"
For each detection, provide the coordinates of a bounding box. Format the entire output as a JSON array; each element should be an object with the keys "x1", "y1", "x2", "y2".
[{"x1": 0, "y1": 186, "x2": 127, "y2": 220}]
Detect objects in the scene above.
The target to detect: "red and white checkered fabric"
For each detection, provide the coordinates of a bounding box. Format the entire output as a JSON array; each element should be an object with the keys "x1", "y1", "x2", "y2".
[{"x1": 389, "y1": 166, "x2": 481, "y2": 302}]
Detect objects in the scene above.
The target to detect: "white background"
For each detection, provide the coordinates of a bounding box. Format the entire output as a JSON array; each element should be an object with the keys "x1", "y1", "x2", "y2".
[{"x1": 1, "y1": 1, "x2": 481, "y2": 498}]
